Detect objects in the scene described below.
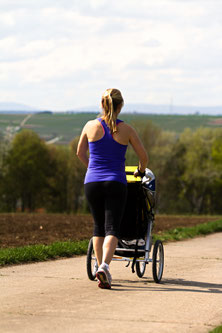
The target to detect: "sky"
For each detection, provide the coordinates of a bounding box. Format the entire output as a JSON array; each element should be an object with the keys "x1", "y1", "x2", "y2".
[{"x1": 0, "y1": 0, "x2": 222, "y2": 111}]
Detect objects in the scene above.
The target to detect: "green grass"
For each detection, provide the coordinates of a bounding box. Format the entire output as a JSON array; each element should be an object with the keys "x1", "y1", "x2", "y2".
[
  {"x1": 0, "y1": 240, "x2": 89, "y2": 266},
  {"x1": 121, "y1": 113, "x2": 222, "y2": 133},
  {"x1": 209, "y1": 326, "x2": 222, "y2": 333},
  {"x1": 0, "y1": 219, "x2": 221, "y2": 266},
  {"x1": 152, "y1": 219, "x2": 222, "y2": 243}
]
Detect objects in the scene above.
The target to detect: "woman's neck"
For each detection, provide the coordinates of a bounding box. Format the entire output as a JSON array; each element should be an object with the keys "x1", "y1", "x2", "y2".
[{"x1": 101, "y1": 113, "x2": 118, "y2": 121}]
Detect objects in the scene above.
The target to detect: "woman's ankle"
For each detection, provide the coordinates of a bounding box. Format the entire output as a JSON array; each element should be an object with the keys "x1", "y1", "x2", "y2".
[{"x1": 100, "y1": 262, "x2": 109, "y2": 269}]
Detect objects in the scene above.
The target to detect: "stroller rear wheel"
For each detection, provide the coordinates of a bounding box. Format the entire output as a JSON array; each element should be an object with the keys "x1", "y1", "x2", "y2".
[
  {"x1": 86, "y1": 238, "x2": 98, "y2": 281},
  {"x1": 136, "y1": 261, "x2": 146, "y2": 278},
  {"x1": 152, "y1": 240, "x2": 164, "y2": 283}
]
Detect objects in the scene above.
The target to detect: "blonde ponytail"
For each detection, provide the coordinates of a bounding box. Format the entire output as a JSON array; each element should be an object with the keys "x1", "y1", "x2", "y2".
[{"x1": 101, "y1": 88, "x2": 124, "y2": 134}]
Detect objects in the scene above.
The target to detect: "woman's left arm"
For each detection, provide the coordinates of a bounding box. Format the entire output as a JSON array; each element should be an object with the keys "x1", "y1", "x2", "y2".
[{"x1": 76, "y1": 124, "x2": 89, "y2": 167}]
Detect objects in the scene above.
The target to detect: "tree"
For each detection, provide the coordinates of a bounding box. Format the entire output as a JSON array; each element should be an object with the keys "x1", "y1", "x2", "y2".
[
  {"x1": 43, "y1": 145, "x2": 70, "y2": 212},
  {"x1": 0, "y1": 138, "x2": 12, "y2": 211},
  {"x1": 211, "y1": 134, "x2": 222, "y2": 213},
  {"x1": 68, "y1": 137, "x2": 87, "y2": 212},
  {"x1": 2, "y1": 130, "x2": 51, "y2": 211},
  {"x1": 155, "y1": 127, "x2": 222, "y2": 214},
  {"x1": 157, "y1": 139, "x2": 187, "y2": 213},
  {"x1": 212, "y1": 135, "x2": 222, "y2": 165},
  {"x1": 125, "y1": 120, "x2": 163, "y2": 167},
  {"x1": 177, "y1": 128, "x2": 222, "y2": 214}
]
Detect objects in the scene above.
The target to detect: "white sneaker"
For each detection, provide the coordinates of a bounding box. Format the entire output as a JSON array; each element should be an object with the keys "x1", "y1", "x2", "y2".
[
  {"x1": 93, "y1": 262, "x2": 98, "y2": 276},
  {"x1": 96, "y1": 263, "x2": 112, "y2": 289}
]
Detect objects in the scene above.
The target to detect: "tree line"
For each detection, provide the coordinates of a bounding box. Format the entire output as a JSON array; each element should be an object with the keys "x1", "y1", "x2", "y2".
[{"x1": 0, "y1": 122, "x2": 221, "y2": 214}]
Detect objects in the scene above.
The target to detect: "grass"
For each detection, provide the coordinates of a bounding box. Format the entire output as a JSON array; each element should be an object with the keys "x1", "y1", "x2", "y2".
[
  {"x1": 152, "y1": 219, "x2": 222, "y2": 243},
  {"x1": 209, "y1": 326, "x2": 222, "y2": 333},
  {"x1": 0, "y1": 219, "x2": 222, "y2": 266},
  {"x1": 0, "y1": 240, "x2": 89, "y2": 266}
]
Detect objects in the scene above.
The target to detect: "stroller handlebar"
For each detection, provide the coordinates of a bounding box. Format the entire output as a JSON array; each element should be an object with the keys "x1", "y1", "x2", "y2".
[
  {"x1": 125, "y1": 166, "x2": 156, "y2": 195},
  {"x1": 142, "y1": 168, "x2": 155, "y2": 184},
  {"x1": 125, "y1": 166, "x2": 155, "y2": 182}
]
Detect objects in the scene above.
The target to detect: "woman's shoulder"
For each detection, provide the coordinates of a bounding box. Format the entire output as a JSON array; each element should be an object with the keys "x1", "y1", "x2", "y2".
[
  {"x1": 118, "y1": 120, "x2": 133, "y2": 131},
  {"x1": 85, "y1": 118, "x2": 101, "y2": 128},
  {"x1": 83, "y1": 118, "x2": 102, "y2": 136}
]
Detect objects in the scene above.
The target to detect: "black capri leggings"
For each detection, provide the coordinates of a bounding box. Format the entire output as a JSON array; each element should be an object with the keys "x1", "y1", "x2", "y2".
[{"x1": 84, "y1": 181, "x2": 127, "y2": 238}]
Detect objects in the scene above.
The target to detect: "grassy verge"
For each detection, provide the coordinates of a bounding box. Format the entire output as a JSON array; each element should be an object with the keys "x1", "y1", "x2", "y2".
[
  {"x1": 209, "y1": 326, "x2": 222, "y2": 333},
  {"x1": 153, "y1": 219, "x2": 222, "y2": 243},
  {"x1": 0, "y1": 219, "x2": 222, "y2": 266},
  {"x1": 0, "y1": 240, "x2": 89, "y2": 266}
]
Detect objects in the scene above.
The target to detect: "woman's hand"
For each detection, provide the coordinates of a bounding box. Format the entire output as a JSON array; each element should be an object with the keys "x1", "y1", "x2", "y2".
[
  {"x1": 134, "y1": 167, "x2": 145, "y2": 178},
  {"x1": 134, "y1": 169, "x2": 140, "y2": 177}
]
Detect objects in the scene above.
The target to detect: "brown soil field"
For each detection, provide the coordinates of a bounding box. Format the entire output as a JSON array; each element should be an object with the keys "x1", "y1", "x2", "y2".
[{"x1": 0, "y1": 213, "x2": 220, "y2": 248}]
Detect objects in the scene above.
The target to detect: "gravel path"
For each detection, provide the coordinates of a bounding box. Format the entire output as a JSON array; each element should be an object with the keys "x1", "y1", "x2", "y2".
[{"x1": 0, "y1": 233, "x2": 222, "y2": 333}]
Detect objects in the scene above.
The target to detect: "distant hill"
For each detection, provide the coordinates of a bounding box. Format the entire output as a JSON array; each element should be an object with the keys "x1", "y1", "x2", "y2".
[
  {"x1": 0, "y1": 102, "x2": 40, "y2": 112},
  {"x1": 0, "y1": 112, "x2": 222, "y2": 145},
  {"x1": 1, "y1": 102, "x2": 222, "y2": 115},
  {"x1": 74, "y1": 103, "x2": 222, "y2": 115}
]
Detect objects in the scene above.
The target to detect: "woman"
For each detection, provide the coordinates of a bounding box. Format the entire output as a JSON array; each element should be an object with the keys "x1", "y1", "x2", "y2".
[{"x1": 77, "y1": 88, "x2": 148, "y2": 289}]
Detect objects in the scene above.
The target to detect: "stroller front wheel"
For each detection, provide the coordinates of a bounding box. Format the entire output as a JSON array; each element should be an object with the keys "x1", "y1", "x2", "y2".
[
  {"x1": 152, "y1": 240, "x2": 164, "y2": 283},
  {"x1": 136, "y1": 261, "x2": 146, "y2": 278}
]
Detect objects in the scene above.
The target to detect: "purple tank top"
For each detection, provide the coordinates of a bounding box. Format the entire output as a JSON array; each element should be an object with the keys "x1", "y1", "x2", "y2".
[{"x1": 84, "y1": 118, "x2": 127, "y2": 185}]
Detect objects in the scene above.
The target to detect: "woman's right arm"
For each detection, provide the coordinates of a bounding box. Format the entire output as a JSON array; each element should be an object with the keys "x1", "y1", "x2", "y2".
[
  {"x1": 76, "y1": 123, "x2": 89, "y2": 168},
  {"x1": 128, "y1": 125, "x2": 148, "y2": 176}
]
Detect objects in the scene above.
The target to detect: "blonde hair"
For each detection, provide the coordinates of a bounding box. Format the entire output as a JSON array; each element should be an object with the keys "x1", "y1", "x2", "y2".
[{"x1": 101, "y1": 88, "x2": 124, "y2": 134}]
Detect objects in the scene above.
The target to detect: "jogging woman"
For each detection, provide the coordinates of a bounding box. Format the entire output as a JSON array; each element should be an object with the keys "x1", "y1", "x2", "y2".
[{"x1": 77, "y1": 88, "x2": 148, "y2": 289}]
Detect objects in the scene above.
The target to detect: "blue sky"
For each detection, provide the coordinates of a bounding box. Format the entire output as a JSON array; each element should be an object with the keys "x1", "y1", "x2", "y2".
[{"x1": 0, "y1": 0, "x2": 222, "y2": 111}]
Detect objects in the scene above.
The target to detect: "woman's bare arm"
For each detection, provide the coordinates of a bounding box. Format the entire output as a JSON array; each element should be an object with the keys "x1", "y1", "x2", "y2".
[
  {"x1": 129, "y1": 125, "x2": 148, "y2": 175},
  {"x1": 76, "y1": 124, "x2": 89, "y2": 168}
]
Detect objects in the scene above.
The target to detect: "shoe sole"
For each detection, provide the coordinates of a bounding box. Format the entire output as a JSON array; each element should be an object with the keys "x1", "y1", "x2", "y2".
[{"x1": 96, "y1": 271, "x2": 111, "y2": 289}]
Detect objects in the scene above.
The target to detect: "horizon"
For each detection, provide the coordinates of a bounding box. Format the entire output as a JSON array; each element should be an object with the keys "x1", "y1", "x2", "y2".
[
  {"x1": 1, "y1": 99, "x2": 222, "y2": 113},
  {"x1": 0, "y1": 101, "x2": 222, "y2": 116}
]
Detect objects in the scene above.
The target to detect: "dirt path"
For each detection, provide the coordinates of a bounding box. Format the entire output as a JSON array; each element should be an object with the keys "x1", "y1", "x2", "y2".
[
  {"x1": 20, "y1": 114, "x2": 33, "y2": 127},
  {"x1": 0, "y1": 233, "x2": 222, "y2": 333}
]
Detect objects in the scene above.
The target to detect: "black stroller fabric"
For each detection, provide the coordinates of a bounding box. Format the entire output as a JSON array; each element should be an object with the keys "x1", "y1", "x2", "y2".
[{"x1": 119, "y1": 182, "x2": 148, "y2": 240}]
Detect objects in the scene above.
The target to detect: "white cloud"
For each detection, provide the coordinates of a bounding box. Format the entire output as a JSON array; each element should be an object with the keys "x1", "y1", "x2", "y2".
[
  {"x1": 0, "y1": 11, "x2": 15, "y2": 26},
  {"x1": 0, "y1": 0, "x2": 222, "y2": 109}
]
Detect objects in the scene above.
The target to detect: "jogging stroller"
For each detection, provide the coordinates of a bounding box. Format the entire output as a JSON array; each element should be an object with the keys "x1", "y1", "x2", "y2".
[{"x1": 86, "y1": 166, "x2": 164, "y2": 283}]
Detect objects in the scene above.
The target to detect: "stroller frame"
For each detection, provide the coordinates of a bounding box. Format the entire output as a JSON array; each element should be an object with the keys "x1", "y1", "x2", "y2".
[{"x1": 86, "y1": 166, "x2": 164, "y2": 283}]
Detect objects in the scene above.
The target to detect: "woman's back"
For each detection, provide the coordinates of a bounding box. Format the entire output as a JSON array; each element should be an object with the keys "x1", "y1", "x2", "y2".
[
  {"x1": 77, "y1": 88, "x2": 148, "y2": 179},
  {"x1": 85, "y1": 118, "x2": 130, "y2": 146},
  {"x1": 84, "y1": 118, "x2": 128, "y2": 184}
]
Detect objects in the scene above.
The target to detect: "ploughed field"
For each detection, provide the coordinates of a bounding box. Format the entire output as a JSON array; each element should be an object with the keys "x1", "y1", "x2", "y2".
[{"x1": 0, "y1": 214, "x2": 219, "y2": 248}]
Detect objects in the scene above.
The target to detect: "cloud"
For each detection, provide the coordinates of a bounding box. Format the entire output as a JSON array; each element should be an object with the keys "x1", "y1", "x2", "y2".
[
  {"x1": 0, "y1": 0, "x2": 222, "y2": 109},
  {"x1": 143, "y1": 39, "x2": 162, "y2": 48}
]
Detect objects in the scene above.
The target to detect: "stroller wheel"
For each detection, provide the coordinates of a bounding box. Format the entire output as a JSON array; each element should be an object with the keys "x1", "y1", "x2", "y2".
[
  {"x1": 152, "y1": 240, "x2": 164, "y2": 283},
  {"x1": 86, "y1": 238, "x2": 98, "y2": 281},
  {"x1": 136, "y1": 261, "x2": 146, "y2": 278}
]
